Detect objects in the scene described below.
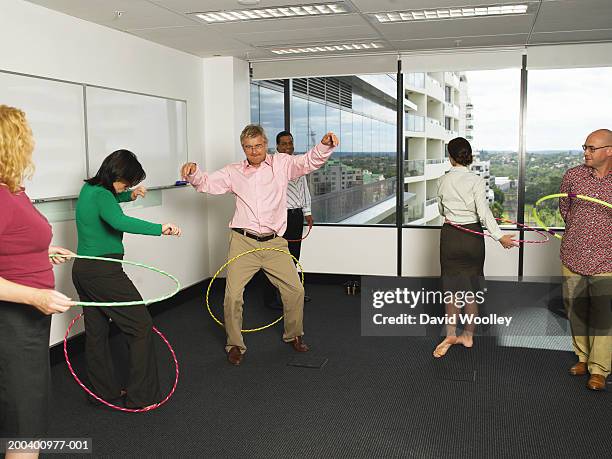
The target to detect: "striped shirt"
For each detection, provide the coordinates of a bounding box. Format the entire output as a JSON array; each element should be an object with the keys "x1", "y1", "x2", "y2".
[{"x1": 285, "y1": 159, "x2": 312, "y2": 215}]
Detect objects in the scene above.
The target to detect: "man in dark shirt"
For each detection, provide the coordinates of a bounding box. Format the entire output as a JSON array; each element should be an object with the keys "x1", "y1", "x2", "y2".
[{"x1": 559, "y1": 128, "x2": 611, "y2": 391}]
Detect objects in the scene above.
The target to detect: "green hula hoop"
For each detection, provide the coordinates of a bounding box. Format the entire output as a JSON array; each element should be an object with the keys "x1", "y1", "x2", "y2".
[
  {"x1": 51, "y1": 254, "x2": 181, "y2": 307},
  {"x1": 532, "y1": 193, "x2": 612, "y2": 240},
  {"x1": 206, "y1": 247, "x2": 305, "y2": 333}
]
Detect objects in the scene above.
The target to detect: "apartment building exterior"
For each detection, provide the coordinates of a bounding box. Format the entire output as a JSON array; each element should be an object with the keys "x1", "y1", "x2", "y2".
[{"x1": 251, "y1": 72, "x2": 474, "y2": 225}]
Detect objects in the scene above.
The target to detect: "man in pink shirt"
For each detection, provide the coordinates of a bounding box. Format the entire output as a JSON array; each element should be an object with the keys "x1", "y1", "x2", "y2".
[{"x1": 181, "y1": 124, "x2": 338, "y2": 365}]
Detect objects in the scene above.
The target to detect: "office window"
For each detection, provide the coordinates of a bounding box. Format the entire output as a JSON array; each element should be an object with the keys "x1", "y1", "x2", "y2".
[
  {"x1": 403, "y1": 69, "x2": 520, "y2": 226},
  {"x1": 249, "y1": 80, "x2": 284, "y2": 152},
  {"x1": 292, "y1": 75, "x2": 397, "y2": 224},
  {"x1": 524, "y1": 67, "x2": 612, "y2": 228}
]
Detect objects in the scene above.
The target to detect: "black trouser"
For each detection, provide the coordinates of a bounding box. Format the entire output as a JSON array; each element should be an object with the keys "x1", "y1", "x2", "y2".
[
  {"x1": 0, "y1": 300, "x2": 51, "y2": 437},
  {"x1": 263, "y1": 208, "x2": 305, "y2": 306},
  {"x1": 72, "y1": 254, "x2": 161, "y2": 408}
]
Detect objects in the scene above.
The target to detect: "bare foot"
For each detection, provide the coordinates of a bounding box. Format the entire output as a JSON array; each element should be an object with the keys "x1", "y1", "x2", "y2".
[
  {"x1": 433, "y1": 336, "x2": 457, "y2": 358},
  {"x1": 456, "y1": 334, "x2": 473, "y2": 348}
]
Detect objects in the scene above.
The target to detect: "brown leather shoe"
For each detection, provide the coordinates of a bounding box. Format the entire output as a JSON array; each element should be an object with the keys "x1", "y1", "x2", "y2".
[
  {"x1": 587, "y1": 374, "x2": 607, "y2": 391},
  {"x1": 227, "y1": 346, "x2": 243, "y2": 365},
  {"x1": 569, "y1": 362, "x2": 587, "y2": 376},
  {"x1": 288, "y1": 336, "x2": 309, "y2": 352}
]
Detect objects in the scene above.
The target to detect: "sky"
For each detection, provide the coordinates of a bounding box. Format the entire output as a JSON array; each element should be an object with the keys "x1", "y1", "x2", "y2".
[{"x1": 466, "y1": 67, "x2": 612, "y2": 151}]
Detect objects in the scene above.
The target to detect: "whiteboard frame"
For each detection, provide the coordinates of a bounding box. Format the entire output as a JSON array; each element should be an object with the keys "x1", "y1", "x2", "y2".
[{"x1": 0, "y1": 68, "x2": 189, "y2": 202}]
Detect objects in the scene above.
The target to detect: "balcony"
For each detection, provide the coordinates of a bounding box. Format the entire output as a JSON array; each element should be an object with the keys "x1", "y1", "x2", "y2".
[
  {"x1": 405, "y1": 113, "x2": 425, "y2": 133},
  {"x1": 405, "y1": 72, "x2": 425, "y2": 90},
  {"x1": 426, "y1": 117, "x2": 447, "y2": 139},
  {"x1": 444, "y1": 72, "x2": 460, "y2": 89},
  {"x1": 404, "y1": 202, "x2": 424, "y2": 223},
  {"x1": 425, "y1": 158, "x2": 450, "y2": 179},
  {"x1": 444, "y1": 102, "x2": 460, "y2": 119},
  {"x1": 311, "y1": 177, "x2": 396, "y2": 223},
  {"x1": 404, "y1": 159, "x2": 425, "y2": 179},
  {"x1": 425, "y1": 76, "x2": 445, "y2": 102},
  {"x1": 424, "y1": 198, "x2": 440, "y2": 221}
]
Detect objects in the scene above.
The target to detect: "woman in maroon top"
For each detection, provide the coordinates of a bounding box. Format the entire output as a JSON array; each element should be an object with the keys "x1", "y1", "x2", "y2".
[{"x1": 0, "y1": 105, "x2": 76, "y2": 455}]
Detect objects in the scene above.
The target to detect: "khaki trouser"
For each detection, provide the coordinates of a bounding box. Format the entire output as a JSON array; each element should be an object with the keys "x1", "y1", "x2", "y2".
[
  {"x1": 562, "y1": 265, "x2": 612, "y2": 377},
  {"x1": 224, "y1": 230, "x2": 304, "y2": 354}
]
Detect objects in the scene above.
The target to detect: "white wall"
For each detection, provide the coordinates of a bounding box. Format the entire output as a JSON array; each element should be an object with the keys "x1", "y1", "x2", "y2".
[
  {"x1": 1, "y1": 0, "x2": 209, "y2": 345},
  {"x1": 300, "y1": 226, "x2": 397, "y2": 276},
  {"x1": 201, "y1": 57, "x2": 251, "y2": 272}
]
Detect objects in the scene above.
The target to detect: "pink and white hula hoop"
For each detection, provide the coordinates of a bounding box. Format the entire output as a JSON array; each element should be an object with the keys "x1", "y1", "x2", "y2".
[
  {"x1": 445, "y1": 217, "x2": 550, "y2": 244},
  {"x1": 63, "y1": 313, "x2": 179, "y2": 413}
]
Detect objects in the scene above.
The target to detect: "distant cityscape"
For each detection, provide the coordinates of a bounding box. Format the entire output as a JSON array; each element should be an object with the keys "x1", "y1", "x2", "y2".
[{"x1": 252, "y1": 74, "x2": 585, "y2": 228}]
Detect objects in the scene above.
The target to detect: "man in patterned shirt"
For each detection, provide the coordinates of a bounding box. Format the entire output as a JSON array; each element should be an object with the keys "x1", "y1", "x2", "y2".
[{"x1": 559, "y1": 128, "x2": 611, "y2": 391}]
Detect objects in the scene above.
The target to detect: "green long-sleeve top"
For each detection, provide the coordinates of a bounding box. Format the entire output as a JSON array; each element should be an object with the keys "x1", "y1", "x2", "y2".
[{"x1": 75, "y1": 183, "x2": 162, "y2": 256}]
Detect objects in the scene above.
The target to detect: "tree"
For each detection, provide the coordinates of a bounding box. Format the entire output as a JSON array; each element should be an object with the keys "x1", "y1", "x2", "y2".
[{"x1": 491, "y1": 201, "x2": 504, "y2": 218}]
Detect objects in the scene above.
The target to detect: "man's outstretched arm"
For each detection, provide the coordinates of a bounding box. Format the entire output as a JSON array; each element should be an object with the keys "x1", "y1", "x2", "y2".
[{"x1": 181, "y1": 162, "x2": 232, "y2": 195}]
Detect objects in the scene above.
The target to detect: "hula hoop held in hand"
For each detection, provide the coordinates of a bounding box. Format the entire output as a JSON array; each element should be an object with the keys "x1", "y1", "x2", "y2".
[
  {"x1": 51, "y1": 254, "x2": 180, "y2": 306},
  {"x1": 284, "y1": 225, "x2": 312, "y2": 242},
  {"x1": 445, "y1": 218, "x2": 550, "y2": 244},
  {"x1": 532, "y1": 193, "x2": 612, "y2": 240},
  {"x1": 206, "y1": 247, "x2": 305, "y2": 333},
  {"x1": 53, "y1": 254, "x2": 181, "y2": 412}
]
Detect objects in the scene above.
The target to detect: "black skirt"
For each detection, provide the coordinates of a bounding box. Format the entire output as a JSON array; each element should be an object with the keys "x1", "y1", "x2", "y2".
[
  {"x1": 0, "y1": 301, "x2": 51, "y2": 437},
  {"x1": 440, "y1": 222, "x2": 485, "y2": 293}
]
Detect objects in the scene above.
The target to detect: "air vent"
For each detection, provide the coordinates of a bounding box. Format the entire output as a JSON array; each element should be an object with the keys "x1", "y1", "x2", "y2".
[
  {"x1": 308, "y1": 78, "x2": 325, "y2": 100},
  {"x1": 325, "y1": 78, "x2": 340, "y2": 105},
  {"x1": 293, "y1": 78, "x2": 308, "y2": 95}
]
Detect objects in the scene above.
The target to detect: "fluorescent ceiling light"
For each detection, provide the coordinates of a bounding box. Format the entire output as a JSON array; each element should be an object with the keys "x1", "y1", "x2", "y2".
[
  {"x1": 193, "y1": 3, "x2": 349, "y2": 23},
  {"x1": 270, "y1": 42, "x2": 383, "y2": 54},
  {"x1": 373, "y1": 4, "x2": 529, "y2": 23}
]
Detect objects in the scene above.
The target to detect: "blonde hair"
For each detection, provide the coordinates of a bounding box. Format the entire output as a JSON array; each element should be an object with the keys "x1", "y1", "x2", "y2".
[
  {"x1": 240, "y1": 124, "x2": 268, "y2": 145},
  {"x1": 0, "y1": 105, "x2": 35, "y2": 193}
]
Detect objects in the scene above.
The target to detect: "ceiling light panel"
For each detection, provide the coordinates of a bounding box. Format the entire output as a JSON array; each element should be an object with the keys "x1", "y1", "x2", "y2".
[
  {"x1": 270, "y1": 42, "x2": 383, "y2": 54},
  {"x1": 373, "y1": 4, "x2": 529, "y2": 23},
  {"x1": 193, "y1": 3, "x2": 349, "y2": 23}
]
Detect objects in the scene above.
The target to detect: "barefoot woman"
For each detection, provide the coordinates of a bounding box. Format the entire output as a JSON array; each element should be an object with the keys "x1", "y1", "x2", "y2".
[{"x1": 434, "y1": 137, "x2": 516, "y2": 358}]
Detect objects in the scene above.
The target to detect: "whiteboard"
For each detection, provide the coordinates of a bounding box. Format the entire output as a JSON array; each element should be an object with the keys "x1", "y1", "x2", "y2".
[
  {"x1": 0, "y1": 71, "x2": 87, "y2": 200},
  {"x1": 86, "y1": 87, "x2": 187, "y2": 188}
]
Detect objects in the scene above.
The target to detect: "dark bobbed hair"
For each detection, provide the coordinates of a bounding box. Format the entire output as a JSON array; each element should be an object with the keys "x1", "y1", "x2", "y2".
[
  {"x1": 276, "y1": 130, "x2": 293, "y2": 145},
  {"x1": 447, "y1": 137, "x2": 473, "y2": 166},
  {"x1": 85, "y1": 149, "x2": 145, "y2": 193}
]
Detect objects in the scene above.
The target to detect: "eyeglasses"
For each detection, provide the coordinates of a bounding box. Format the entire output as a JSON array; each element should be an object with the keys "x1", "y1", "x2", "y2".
[
  {"x1": 242, "y1": 143, "x2": 266, "y2": 152},
  {"x1": 582, "y1": 144, "x2": 611, "y2": 153}
]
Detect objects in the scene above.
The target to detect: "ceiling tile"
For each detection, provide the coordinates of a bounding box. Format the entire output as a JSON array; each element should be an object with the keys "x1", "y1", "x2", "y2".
[
  {"x1": 374, "y1": 14, "x2": 535, "y2": 40},
  {"x1": 26, "y1": 0, "x2": 198, "y2": 29},
  {"x1": 391, "y1": 33, "x2": 529, "y2": 52},
  {"x1": 532, "y1": 0, "x2": 612, "y2": 33},
  {"x1": 530, "y1": 28, "x2": 612, "y2": 44},
  {"x1": 202, "y1": 12, "x2": 374, "y2": 34},
  {"x1": 234, "y1": 25, "x2": 381, "y2": 46},
  {"x1": 148, "y1": 0, "x2": 344, "y2": 13},
  {"x1": 350, "y1": 0, "x2": 539, "y2": 13}
]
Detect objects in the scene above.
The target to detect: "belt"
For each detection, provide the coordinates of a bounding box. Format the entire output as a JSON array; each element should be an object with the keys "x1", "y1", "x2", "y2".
[
  {"x1": 288, "y1": 208, "x2": 303, "y2": 213},
  {"x1": 232, "y1": 228, "x2": 277, "y2": 242}
]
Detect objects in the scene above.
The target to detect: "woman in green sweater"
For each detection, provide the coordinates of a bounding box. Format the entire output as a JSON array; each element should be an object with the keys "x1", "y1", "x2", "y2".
[{"x1": 72, "y1": 149, "x2": 181, "y2": 409}]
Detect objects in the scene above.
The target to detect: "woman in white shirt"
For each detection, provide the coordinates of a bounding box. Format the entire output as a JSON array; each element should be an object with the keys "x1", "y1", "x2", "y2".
[{"x1": 434, "y1": 137, "x2": 516, "y2": 358}]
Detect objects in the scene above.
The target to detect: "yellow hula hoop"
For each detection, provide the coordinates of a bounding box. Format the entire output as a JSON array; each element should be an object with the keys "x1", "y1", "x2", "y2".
[
  {"x1": 206, "y1": 247, "x2": 305, "y2": 333},
  {"x1": 532, "y1": 193, "x2": 612, "y2": 240}
]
